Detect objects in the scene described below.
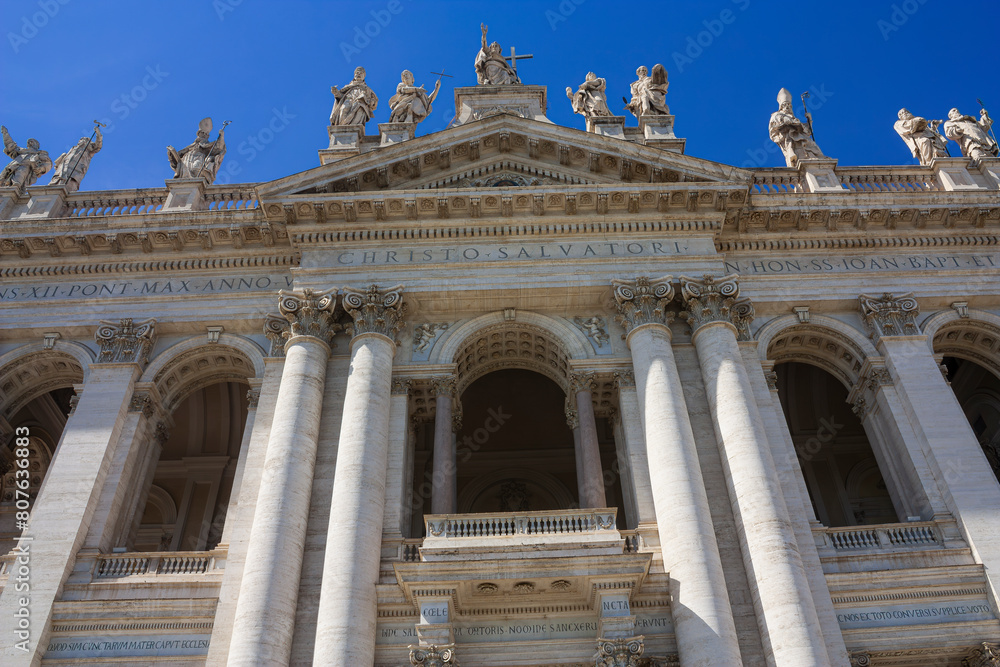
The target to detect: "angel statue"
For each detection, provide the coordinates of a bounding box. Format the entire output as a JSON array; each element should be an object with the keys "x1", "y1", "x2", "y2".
[
  {"x1": 625, "y1": 64, "x2": 670, "y2": 118},
  {"x1": 167, "y1": 118, "x2": 227, "y2": 183},
  {"x1": 49, "y1": 123, "x2": 103, "y2": 192},
  {"x1": 388, "y1": 70, "x2": 441, "y2": 124},
  {"x1": 944, "y1": 107, "x2": 998, "y2": 160},
  {"x1": 768, "y1": 88, "x2": 825, "y2": 167},
  {"x1": 475, "y1": 23, "x2": 520, "y2": 86},
  {"x1": 1, "y1": 125, "x2": 52, "y2": 188},
  {"x1": 893, "y1": 109, "x2": 949, "y2": 166},
  {"x1": 330, "y1": 66, "x2": 379, "y2": 127},
  {"x1": 566, "y1": 72, "x2": 612, "y2": 118}
]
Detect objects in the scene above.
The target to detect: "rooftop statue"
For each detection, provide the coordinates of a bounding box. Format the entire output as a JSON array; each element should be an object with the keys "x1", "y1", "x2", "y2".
[
  {"x1": 330, "y1": 66, "x2": 379, "y2": 127},
  {"x1": 49, "y1": 123, "x2": 103, "y2": 192},
  {"x1": 893, "y1": 109, "x2": 949, "y2": 166},
  {"x1": 566, "y1": 72, "x2": 612, "y2": 118},
  {"x1": 625, "y1": 64, "x2": 670, "y2": 118},
  {"x1": 475, "y1": 23, "x2": 521, "y2": 85},
  {"x1": 388, "y1": 70, "x2": 441, "y2": 124},
  {"x1": 1, "y1": 125, "x2": 52, "y2": 189},
  {"x1": 769, "y1": 88, "x2": 825, "y2": 167},
  {"x1": 944, "y1": 107, "x2": 998, "y2": 160},
  {"x1": 167, "y1": 118, "x2": 227, "y2": 183}
]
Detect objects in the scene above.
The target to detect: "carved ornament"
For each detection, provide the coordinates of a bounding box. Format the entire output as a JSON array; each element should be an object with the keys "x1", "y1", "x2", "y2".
[
  {"x1": 859, "y1": 292, "x2": 920, "y2": 340},
  {"x1": 409, "y1": 644, "x2": 458, "y2": 666},
  {"x1": 612, "y1": 276, "x2": 675, "y2": 336},
  {"x1": 678, "y1": 274, "x2": 751, "y2": 336},
  {"x1": 278, "y1": 288, "x2": 341, "y2": 347},
  {"x1": 597, "y1": 636, "x2": 644, "y2": 667},
  {"x1": 343, "y1": 283, "x2": 406, "y2": 341},
  {"x1": 96, "y1": 318, "x2": 157, "y2": 365}
]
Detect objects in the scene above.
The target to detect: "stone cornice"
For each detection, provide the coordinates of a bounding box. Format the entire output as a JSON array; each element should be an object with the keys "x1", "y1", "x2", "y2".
[{"x1": 0, "y1": 252, "x2": 298, "y2": 279}]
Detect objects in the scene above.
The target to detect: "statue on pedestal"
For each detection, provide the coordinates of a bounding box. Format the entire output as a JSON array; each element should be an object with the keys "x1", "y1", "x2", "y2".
[
  {"x1": 944, "y1": 107, "x2": 998, "y2": 160},
  {"x1": 49, "y1": 124, "x2": 103, "y2": 192},
  {"x1": 893, "y1": 109, "x2": 949, "y2": 166},
  {"x1": 388, "y1": 70, "x2": 441, "y2": 124},
  {"x1": 769, "y1": 88, "x2": 825, "y2": 167},
  {"x1": 330, "y1": 66, "x2": 379, "y2": 127},
  {"x1": 1, "y1": 125, "x2": 52, "y2": 188},
  {"x1": 625, "y1": 64, "x2": 670, "y2": 118},
  {"x1": 167, "y1": 118, "x2": 227, "y2": 183},
  {"x1": 475, "y1": 23, "x2": 520, "y2": 85},
  {"x1": 566, "y1": 72, "x2": 612, "y2": 118}
]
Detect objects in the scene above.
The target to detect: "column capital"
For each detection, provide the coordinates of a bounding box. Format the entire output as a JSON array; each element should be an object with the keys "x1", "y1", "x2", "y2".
[
  {"x1": 263, "y1": 313, "x2": 290, "y2": 357},
  {"x1": 612, "y1": 276, "x2": 675, "y2": 336},
  {"x1": 612, "y1": 369, "x2": 635, "y2": 389},
  {"x1": 246, "y1": 387, "x2": 261, "y2": 408},
  {"x1": 344, "y1": 283, "x2": 406, "y2": 342},
  {"x1": 278, "y1": 288, "x2": 341, "y2": 348},
  {"x1": 678, "y1": 274, "x2": 754, "y2": 340},
  {"x1": 409, "y1": 644, "x2": 458, "y2": 665},
  {"x1": 569, "y1": 370, "x2": 597, "y2": 394},
  {"x1": 596, "y1": 636, "x2": 644, "y2": 667},
  {"x1": 429, "y1": 375, "x2": 456, "y2": 397},
  {"x1": 95, "y1": 318, "x2": 157, "y2": 366},
  {"x1": 391, "y1": 378, "x2": 413, "y2": 395},
  {"x1": 962, "y1": 641, "x2": 1000, "y2": 666},
  {"x1": 859, "y1": 292, "x2": 920, "y2": 341}
]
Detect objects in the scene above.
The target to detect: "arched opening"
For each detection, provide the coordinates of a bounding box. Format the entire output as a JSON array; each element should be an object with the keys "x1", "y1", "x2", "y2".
[
  {"x1": 775, "y1": 362, "x2": 897, "y2": 527},
  {"x1": 0, "y1": 387, "x2": 74, "y2": 554},
  {"x1": 407, "y1": 368, "x2": 624, "y2": 536},
  {"x1": 132, "y1": 381, "x2": 249, "y2": 552},
  {"x1": 942, "y1": 356, "x2": 1000, "y2": 484}
]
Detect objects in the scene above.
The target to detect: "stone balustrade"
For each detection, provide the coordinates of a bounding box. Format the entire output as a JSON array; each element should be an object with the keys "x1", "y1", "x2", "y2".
[
  {"x1": 751, "y1": 170, "x2": 802, "y2": 194},
  {"x1": 66, "y1": 189, "x2": 168, "y2": 217},
  {"x1": 816, "y1": 521, "x2": 942, "y2": 553},
  {"x1": 425, "y1": 508, "x2": 617, "y2": 539},
  {"x1": 91, "y1": 549, "x2": 227, "y2": 578},
  {"x1": 836, "y1": 167, "x2": 941, "y2": 193}
]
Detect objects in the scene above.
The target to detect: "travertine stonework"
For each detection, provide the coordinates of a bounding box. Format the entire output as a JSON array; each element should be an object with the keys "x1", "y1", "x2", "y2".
[{"x1": 1, "y1": 65, "x2": 999, "y2": 667}]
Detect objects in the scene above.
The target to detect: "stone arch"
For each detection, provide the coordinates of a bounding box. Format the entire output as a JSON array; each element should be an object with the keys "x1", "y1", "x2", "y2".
[
  {"x1": 144, "y1": 335, "x2": 264, "y2": 412},
  {"x1": 143, "y1": 485, "x2": 178, "y2": 525},
  {"x1": 929, "y1": 313, "x2": 1000, "y2": 381},
  {"x1": 434, "y1": 312, "x2": 588, "y2": 395},
  {"x1": 757, "y1": 314, "x2": 876, "y2": 390},
  {"x1": 0, "y1": 341, "x2": 94, "y2": 420}
]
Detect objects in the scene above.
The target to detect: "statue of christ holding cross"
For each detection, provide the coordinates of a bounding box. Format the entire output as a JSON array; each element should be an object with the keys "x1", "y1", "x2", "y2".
[{"x1": 474, "y1": 23, "x2": 529, "y2": 86}]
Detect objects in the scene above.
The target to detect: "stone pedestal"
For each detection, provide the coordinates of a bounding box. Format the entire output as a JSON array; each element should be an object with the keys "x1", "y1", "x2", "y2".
[
  {"x1": 639, "y1": 115, "x2": 686, "y2": 153},
  {"x1": 587, "y1": 115, "x2": 626, "y2": 140},
  {"x1": 453, "y1": 85, "x2": 552, "y2": 126},
  {"x1": 797, "y1": 157, "x2": 844, "y2": 193},
  {"x1": 17, "y1": 184, "x2": 69, "y2": 219},
  {"x1": 612, "y1": 277, "x2": 743, "y2": 667},
  {"x1": 161, "y1": 177, "x2": 207, "y2": 212},
  {"x1": 932, "y1": 156, "x2": 982, "y2": 191},
  {"x1": 319, "y1": 124, "x2": 365, "y2": 164},
  {"x1": 975, "y1": 157, "x2": 1000, "y2": 189},
  {"x1": 379, "y1": 122, "x2": 416, "y2": 146},
  {"x1": 0, "y1": 185, "x2": 26, "y2": 219}
]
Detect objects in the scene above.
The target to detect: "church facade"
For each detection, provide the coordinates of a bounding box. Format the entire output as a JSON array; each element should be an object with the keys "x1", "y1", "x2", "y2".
[{"x1": 1, "y1": 68, "x2": 1000, "y2": 667}]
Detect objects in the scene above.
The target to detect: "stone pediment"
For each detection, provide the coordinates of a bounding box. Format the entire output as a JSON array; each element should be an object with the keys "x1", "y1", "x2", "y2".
[{"x1": 256, "y1": 115, "x2": 750, "y2": 202}]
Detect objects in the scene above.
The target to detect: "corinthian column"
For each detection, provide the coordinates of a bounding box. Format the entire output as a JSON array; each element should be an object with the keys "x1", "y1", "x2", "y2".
[
  {"x1": 430, "y1": 376, "x2": 457, "y2": 515},
  {"x1": 314, "y1": 284, "x2": 405, "y2": 665},
  {"x1": 678, "y1": 274, "x2": 829, "y2": 666},
  {"x1": 612, "y1": 277, "x2": 742, "y2": 667},
  {"x1": 570, "y1": 371, "x2": 607, "y2": 508},
  {"x1": 228, "y1": 289, "x2": 340, "y2": 667}
]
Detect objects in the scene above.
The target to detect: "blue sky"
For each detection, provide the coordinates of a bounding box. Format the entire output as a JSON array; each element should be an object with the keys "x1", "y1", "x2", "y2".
[{"x1": 1, "y1": 0, "x2": 997, "y2": 191}]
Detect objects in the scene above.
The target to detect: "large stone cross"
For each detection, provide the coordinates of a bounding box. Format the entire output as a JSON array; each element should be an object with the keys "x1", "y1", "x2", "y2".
[{"x1": 503, "y1": 46, "x2": 533, "y2": 76}]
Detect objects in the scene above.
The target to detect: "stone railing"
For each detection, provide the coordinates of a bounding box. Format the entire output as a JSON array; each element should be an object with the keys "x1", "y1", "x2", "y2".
[
  {"x1": 837, "y1": 167, "x2": 941, "y2": 193},
  {"x1": 66, "y1": 188, "x2": 169, "y2": 218},
  {"x1": 816, "y1": 521, "x2": 942, "y2": 552},
  {"x1": 400, "y1": 538, "x2": 422, "y2": 562},
  {"x1": 92, "y1": 549, "x2": 226, "y2": 578},
  {"x1": 751, "y1": 170, "x2": 802, "y2": 194},
  {"x1": 424, "y1": 508, "x2": 617, "y2": 539},
  {"x1": 204, "y1": 184, "x2": 259, "y2": 211}
]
